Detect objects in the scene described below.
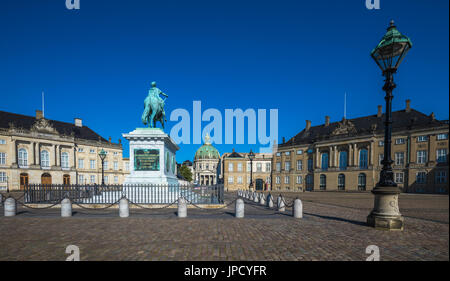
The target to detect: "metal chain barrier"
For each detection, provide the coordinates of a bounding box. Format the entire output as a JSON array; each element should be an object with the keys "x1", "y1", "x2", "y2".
[
  {"x1": 184, "y1": 196, "x2": 239, "y2": 211},
  {"x1": 15, "y1": 200, "x2": 61, "y2": 210},
  {"x1": 128, "y1": 198, "x2": 179, "y2": 210},
  {"x1": 72, "y1": 198, "x2": 122, "y2": 210}
]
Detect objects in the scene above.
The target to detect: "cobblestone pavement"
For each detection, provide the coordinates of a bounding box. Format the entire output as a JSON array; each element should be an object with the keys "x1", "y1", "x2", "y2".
[{"x1": 0, "y1": 192, "x2": 448, "y2": 261}]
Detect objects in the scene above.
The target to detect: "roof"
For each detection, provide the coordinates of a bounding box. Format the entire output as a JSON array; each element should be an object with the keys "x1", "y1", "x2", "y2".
[
  {"x1": 280, "y1": 109, "x2": 448, "y2": 148},
  {"x1": 194, "y1": 143, "x2": 220, "y2": 160},
  {"x1": 0, "y1": 110, "x2": 112, "y2": 144}
]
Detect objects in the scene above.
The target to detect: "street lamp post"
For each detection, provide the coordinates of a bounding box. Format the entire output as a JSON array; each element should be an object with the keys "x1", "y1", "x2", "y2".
[
  {"x1": 98, "y1": 149, "x2": 107, "y2": 186},
  {"x1": 367, "y1": 20, "x2": 412, "y2": 231},
  {"x1": 248, "y1": 149, "x2": 255, "y2": 190}
]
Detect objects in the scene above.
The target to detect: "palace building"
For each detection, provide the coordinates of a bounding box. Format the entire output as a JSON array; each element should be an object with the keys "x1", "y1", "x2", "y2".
[
  {"x1": 0, "y1": 110, "x2": 129, "y2": 191},
  {"x1": 193, "y1": 134, "x2": 220, "y2": 185},
  {"x1": 222, "y1": 149, "x2": 272, "y2": 191},
  {"x1": 272, "y1": 100, "x2": 449, "y2": 194}
]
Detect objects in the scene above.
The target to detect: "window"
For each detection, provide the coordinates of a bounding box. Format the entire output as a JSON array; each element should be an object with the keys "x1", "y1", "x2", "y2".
[
  {"x1": 321, "y1": 153, "x2": 329, "y2": 171},
  {"x1": 417, "y1": 135, "x2": 428, "y2": 142},
  {"x1": 103, "y1": 161, "x2": 109, "y2": 170},
  {"x1": 78, "y1": 148, "x2": 84, "y2": 153},
  {"x1": 285, "y1": 151, "x2": 290, "y2": 156},
  {"x1": 378, "y1": 141, "x2": 384, "y2": 146},
  {"x1": 104, "y1": 175, "x2": 109, "y2": 184},
  {"x1": 0, "y1": 152, "x2": 6, "y2": 165},
  {"x1": 338, "y1": 174, "x2": 345, "y2": 190},
  {"x1": 247, "y1": 175, "x2": 250, "y2": 184},
  {"x1": 237, "y1": 176, "x2": 243, "y2": 184},
  {"x1": 319, "y1": 175, "x2": 326, "y2": 190},
  {"x1": 359, "y1": 149, "x2": 368, "y2": 169},
  {"x1": 358, "y1": 173, "x2": 366, "y2": 190},
  {"x1": 78, "y1": 159, "x2": 84, "y2": 169},
  {"x1": 266, "y1": 163, "x2": 271, "y2": 172},
  {"x1": 306, "y1": 175, "x2": 313, "y2": 190},
  {"x1": 395, "y1": 152, "x2": 404, "y2": 166},
  {"x1": 339, "y1": 151, "x2": 347, "y2": 170},
  {"x1": 276, "y1": 162, "x2": 281, "y2": 172},
  {"x1": 379, "y1": 154, "x2": 384, "y2": 166},
  {"x1": 114, "y1": 161, "x2": 118, "y2": 170},
  {"x1": 276, "y1": 152, "x2": 281, "y2": 156},
  {"x1": 90, "y1": 159, "x2": 96, "y2": 169},
  {"x1": 78, "y1": 174, "x2": 85, "y2": 184},
  {"x1": 237, "y1": 163, "x2": 242, "y2": 172},
  {"x1": 246, "y1": 162, "x2": 251, "y2": 172},
  {"x1": 0, "y1": 172, "x2": 6, "y2": 182},
  {"x1": 228, "y1": 176, "x2": 234, "y2": 184},
  {"x1": 285, "y1": 161, "x2": 290, "y2": 171},
  {"x1": 114, "y1": 176, "x2": 118, "y2": 183},
  {"x1": 437, "y1": 149, "x2": 447, "y2": 163},
  {"x1": 89, "y1": 149, "x2": 95, "y2": 154},
  {"x1": 125, "y1": 162, "x2": 129, "y2": 171},
  {"x1": 18, "y1": 148, "x2": 28, "y2": 167},
  {"x1": 395, "y1": 172, "x2": 404, "y2": 183},
  {"x1": 416, "y1": 172, "x2": 426, "y2": 184},
  {"x1": 206, "y1": 164, "x2": 209, "y2": 170},
  {"x1": 296, "y1": 175, "x2": 303, "y2": 184},
  {"x1": 297, "y1": 160, "x2": 303, "y2": 171},
  {"x1": 437, "y1": 133, "x2": 448, "y2": 140},
  {"x1": 90, "y1": 175, "x2": 95, "y2": 184},
  {"x1": 113, "y1": 152, "x2": 119, "y2": 156},
  {"x1": 417, "y1": 150, "x2": 427, "y2": 164},
  {"x1": 61, "y1": 152, "x2": 69, "y2": 168},
  {"x1": 284, "y1": 176, "x2": 289, "y2": 184},
  {"x1": 228, "y1": 163, "x2": 233, "y2": 172},
  {"x1": 256, "y1": 163, "x2": 262, "y2": 172},
  {"x1": 40, "y1": 150, "x2": 50, "y2": 168},
  {"x1": 395, "y1": 138, "x2": 405, "y2": 145},
  {"x1": 308, "y1": 159, "x2": 313, "y2": 171},
  {"x1": 297, "y1": 150, "x2": 303, "y2": 155},
  {"x1": 276, "y1": 176, "x2": 281, "y2": 184},
  {"x1": 0, "y1": 139, "x2": 6, "y2": 144},
  {"x1": 435, "y1": 171, "x2": 447, "y2": 184}
]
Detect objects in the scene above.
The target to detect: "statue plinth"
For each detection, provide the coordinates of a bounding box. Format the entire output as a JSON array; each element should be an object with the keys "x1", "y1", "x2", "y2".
[{"x1": 123, "y1": 128, "x2": 179, "y2": 184}]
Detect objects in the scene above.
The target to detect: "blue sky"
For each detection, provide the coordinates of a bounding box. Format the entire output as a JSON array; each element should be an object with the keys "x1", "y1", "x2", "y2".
[{"x1": 1, "y1": 0, "x2": 448, "y2": 162}]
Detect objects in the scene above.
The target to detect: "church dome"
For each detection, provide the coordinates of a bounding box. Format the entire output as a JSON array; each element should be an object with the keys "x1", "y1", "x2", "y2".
[{"x1": 194, "y1": 134, "x2": 220, "y2": 160}]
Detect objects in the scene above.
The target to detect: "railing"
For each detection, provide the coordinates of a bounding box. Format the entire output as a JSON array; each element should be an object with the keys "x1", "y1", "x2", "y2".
[{"x1": 24, "y1": 184, "x2": 224, "y2": 205}]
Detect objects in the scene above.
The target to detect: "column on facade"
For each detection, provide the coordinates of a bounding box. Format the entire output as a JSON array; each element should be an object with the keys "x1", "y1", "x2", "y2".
[
  {"x1": 12, "y1": 139, "x2": 17, "y2": 165},
  {"x1": 369, "y1": 142, "x2": 374, "y2": 166},
  {"x1": 353, "y1": 143, "x2": 358, "y2": 167},
  {"x1": 315, "y1": 147, "x2": 320, "y2": 168},
  {"x1": 348, "y1": 144, "x2": 352, "y2": 166},
  {"x1": 73, "y1": 146, "x2": 76, "y2": 169},
  {"x1": 333, "y1": 146, "x2": 338, "y2": 167},
  {"x1": 30, "y1": 142, "x2": 35, "y2": 166}
]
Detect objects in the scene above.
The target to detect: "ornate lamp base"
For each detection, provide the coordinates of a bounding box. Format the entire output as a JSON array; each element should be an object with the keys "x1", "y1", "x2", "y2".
[{"x1": 367, "y1": 186, "x2": 404, "y2": 231}]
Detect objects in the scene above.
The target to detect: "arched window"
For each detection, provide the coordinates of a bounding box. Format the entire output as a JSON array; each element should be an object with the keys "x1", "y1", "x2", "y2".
[
  {"x1": 61, "y1": 152, "x2": 69, "y2": 169},
  {"x1": 321, "y1": 153, "x2": 329, "y2": 171},
  {"x1": 41, "y1": 150, "x2": 50, "y2": 168},
  {"x1": 338, "y1": 174, "x2": 345, "y2": 190},
  {"x1": 359, "y1": 149, "x2": 368, "y2": 169},
  {"x1": 306, "y1": 174, "x2": 314, "y2": 191},
  {"x1": 308, "y1": 159, "x2": 313, "y2": 171},
  {"x1": 358, "y1": 173, "x2": 366, "y2": 191},
  {"x1": 320, "y1": 174, "x2": 326, "y2": 190},
  {"x1": 18, "y1": 148, "x2": 28, "y2": 167},
  {"x1": 339, "y1": 151, "x2": 348, "y2": 170}
]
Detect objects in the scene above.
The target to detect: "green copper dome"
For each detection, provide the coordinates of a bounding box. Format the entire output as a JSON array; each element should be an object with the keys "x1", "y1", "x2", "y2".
[{"x1": 194, "y1": 134, "x2": 220, "y2": 160}]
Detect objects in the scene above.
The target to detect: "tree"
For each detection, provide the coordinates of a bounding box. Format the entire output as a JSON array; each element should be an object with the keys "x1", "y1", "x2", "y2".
[{"x1": 179, "y1": 164, "x2": 193, "y2": 182}]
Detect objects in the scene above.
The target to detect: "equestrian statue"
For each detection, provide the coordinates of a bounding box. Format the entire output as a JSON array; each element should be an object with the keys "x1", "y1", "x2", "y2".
[{"x1": 141, "y1": 81, "x2": 168, "y2": 129}]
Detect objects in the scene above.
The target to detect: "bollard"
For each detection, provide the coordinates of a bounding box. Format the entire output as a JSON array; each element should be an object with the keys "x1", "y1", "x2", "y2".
[
  {"x1": 293, "y1": 198, "x2": 303, "y2": 218},
  {"x1": 277, "y1": 195, "x2": 285, "y2": 212},
  {"x1": 61, "y1": 198, "x2": 72, "y2": 217},
  {"x1": 267, "y1": 194, "x2": 274, "y2": 208},
  {"x1": 254, "y1": 193, "x2": 259, "y2": 203},
  {"x1": 119, "y1": 198, "x2": 129, "y2": 218},
  {"x1": 235, "y1": 198, "x2": 244, "y2": 218},
  {"x1": 4, "y1": 197, "x2": 16, "y2": 217},
  {"x1": 259, "y1": 194, "x2": 266, "y2": 206},
  {"x1": 178, "y1": 197, "x2": 187, "y2": 218}
]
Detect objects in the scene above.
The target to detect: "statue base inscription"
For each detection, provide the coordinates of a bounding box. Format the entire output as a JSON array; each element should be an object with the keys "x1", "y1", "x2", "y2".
[{"x1": 123, "y1": 128, "x2": 179, "y2": 184}]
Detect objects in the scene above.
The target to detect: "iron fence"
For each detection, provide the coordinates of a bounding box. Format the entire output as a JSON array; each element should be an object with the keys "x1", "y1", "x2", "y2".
[{"x1": 24, "y1": 183, "x2": 224, "y2": 205}]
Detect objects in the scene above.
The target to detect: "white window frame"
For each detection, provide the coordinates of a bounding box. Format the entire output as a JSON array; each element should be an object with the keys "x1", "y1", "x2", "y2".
[
  {"x1": 90, "y1": 159, "x2": 96, "y2": 169},
  {"x1": 417, "y1": 150, "x2": 427, "y2": 164},
  {"x1": 285, "y1": 161, "x2": 290, "y2": 171},
  {"x1": 61, "y1": 152, "x2": 69, "y2": 169},
  {"x1": 0, "y1": 152, "x2": 6, "y2": 165},
  {"x1": 114, "y1": 161, "x2": 118, "y2": 170},
  {"x1": 41, "y1": 150, "x2": 50, "y2": 168},
  {"x1": 228, "y1": 163, "x2": 233, "y2": 172},
  {"x1": 0, "y1": 171, "x2": 6, "y2": 182},
  {"x1": 237, "y1": 163, "x2": 242, "y2": 172},
  {"x1": 417, "y1": 135, "x2": 428, "y2": 142},
  {"x1": 228, "y1": 176, "x2": 234, "y2": 184},
  {"x1": 297, "y1": 160, "x2": 303, "y2": 170},
  {"x1": 395, "y1": 172, "x2": 404, "y2": 183},
  {"x1": 284, "y1": 176, "x2": 289, "y2": 184},
  {"x1": 395, "y1": 152, "x2": 404, "y2": 166},
  {"x1": 436, "y1": 149, "x2": 447, "y2": 163},
  {"x1": 437, "y1": 133, "x2": 448, "y2": 140},
  {"x1": 395, "y1": 138, "x2": 405, "y2": 145}
]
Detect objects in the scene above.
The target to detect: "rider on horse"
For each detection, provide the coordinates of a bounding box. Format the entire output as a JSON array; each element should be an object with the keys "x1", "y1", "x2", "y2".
[{"x1": 142, "y1": 81, "x2": 168, "y2": 128}]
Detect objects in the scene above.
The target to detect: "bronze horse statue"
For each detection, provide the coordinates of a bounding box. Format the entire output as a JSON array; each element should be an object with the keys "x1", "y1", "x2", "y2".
[{"x1": 141, "y1": 81, "x2": 168, "y2": 129}]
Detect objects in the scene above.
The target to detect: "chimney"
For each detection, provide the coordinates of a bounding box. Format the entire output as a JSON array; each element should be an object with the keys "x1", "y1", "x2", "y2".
[
  {"x1": 282, "y1": 137, "x2": 285, "y2": 144},
  {"x1": 377, "y1": 105, "x2": 382, "y2": 117},
  {"x1": 232, "y1": 148, "x2": 235, "y2": 153},
  {"x1": 325, "y1": 116, "x2": 330, "y2": 126},
  {"x1": 118, "y1": 139, "x2": 122, "y2": 145},
  {"x1": 405, "y1": 99, "x2": 411, "y2": 112},
  {"x1": 430, "y1": 112, "x2": 435, "y2": 121},
  {"x1": 108, "y1": 136, "x2": 112, "y2": 143},
  {"x1": 306, "y1": 120, "x2": 311, "y2": 131},
  {"x1": 74, "y1": 118, "x2": 82, "y2": 127},
  {"x1": 36, "y1": 110, "x2": 43, "y2": 120}
]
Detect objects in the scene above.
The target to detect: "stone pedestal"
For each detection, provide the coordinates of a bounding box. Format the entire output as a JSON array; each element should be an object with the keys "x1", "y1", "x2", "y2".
[
  {"x1": 367, "y1": 186, "x2": 404, "y2": 231},
  {"x1": 123, "y1": 128, "x2": 179, "y2": 185}
]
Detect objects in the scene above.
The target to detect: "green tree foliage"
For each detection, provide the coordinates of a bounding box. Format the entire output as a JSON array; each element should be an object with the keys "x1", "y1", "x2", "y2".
[{"x1": 179, "y1": 164, "x2": 193, "y2": 182}]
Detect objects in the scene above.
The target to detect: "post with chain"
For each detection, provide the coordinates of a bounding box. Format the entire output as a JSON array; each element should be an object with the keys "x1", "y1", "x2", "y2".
[
  {"x1": 293, "y1": 198, "x2": 303, "y2": 218},
  {"x1": 61, "y1": 198, "x2": 72, "y2": 217},
  {"x1": 277, "y1": 195, "x2": 285, "y2": 212},
  {"x1": 4, "y1": 197, "x2": 16, "y2": 217},
  {"x1": 267, "y1": 193, "x2": 273, "y2": 208},
  {"x1": 259, "y1": 193, "x2": 266, "y2": 206},
  {"x1": 119, "y1": 197, "x2": 129, "y2": 218},
  {"x1": 178, "y1": 197, "x2": 187, "y2": 218},
  {"x1": 235, "y1": 198, "x2": 244, "y2": 218}
]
